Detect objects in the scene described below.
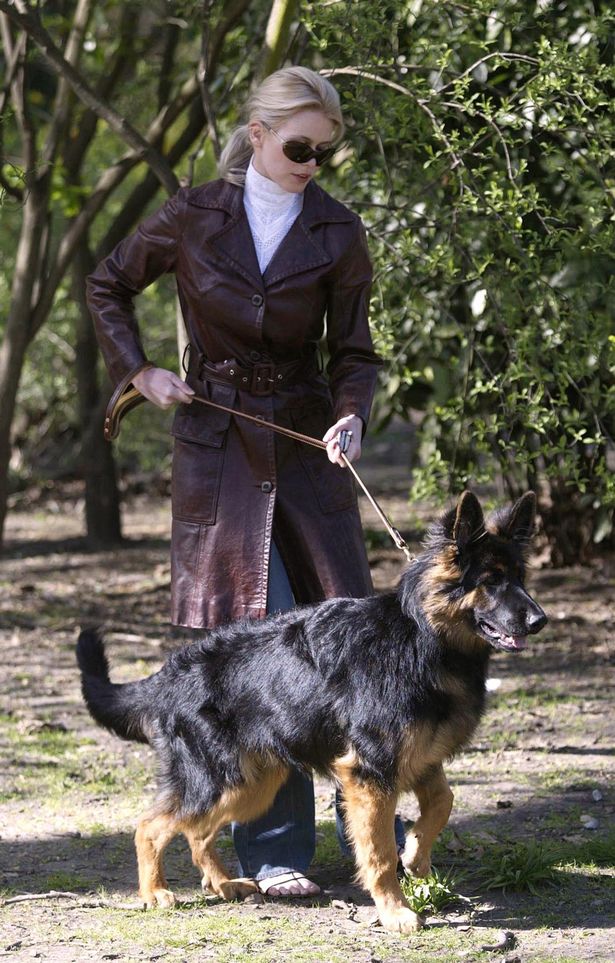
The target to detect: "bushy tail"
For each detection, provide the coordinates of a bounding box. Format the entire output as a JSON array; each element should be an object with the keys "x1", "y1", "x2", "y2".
[{"x1": 76, "y1": 628, "x2": 150, "y2": 743}]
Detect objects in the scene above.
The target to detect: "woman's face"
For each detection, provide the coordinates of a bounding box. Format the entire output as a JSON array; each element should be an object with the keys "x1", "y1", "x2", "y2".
[{"x1": 249, "y1": 108, "x2": 336, "y2": 193}]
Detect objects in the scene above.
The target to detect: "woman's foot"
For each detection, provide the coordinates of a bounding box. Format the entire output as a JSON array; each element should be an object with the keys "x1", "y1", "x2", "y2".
[{"x1": 257, "y1": 871, "x2": 320, "y2": 898}]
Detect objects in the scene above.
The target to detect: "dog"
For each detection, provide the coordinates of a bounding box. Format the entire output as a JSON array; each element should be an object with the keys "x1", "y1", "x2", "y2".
[{"x1": 76, "y1": 491, "x2": 546, "y2": 934}]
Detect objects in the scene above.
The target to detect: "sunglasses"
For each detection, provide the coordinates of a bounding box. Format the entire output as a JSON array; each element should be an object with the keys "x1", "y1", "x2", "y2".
[{"x1": 262, "y1": 121, "x2": 337, "y2": 166}]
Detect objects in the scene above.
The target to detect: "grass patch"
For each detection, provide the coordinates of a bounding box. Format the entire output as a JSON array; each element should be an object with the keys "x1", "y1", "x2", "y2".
[
  {"x1": 538, "y1": 768, "x2": 604, "y2": 793},
  {"x1": 40, "y1": 871, "x2": 92, "y2": 892},
  {"x1": 400, "y1": 867, "x2": 467, "y2": 915},
  {"x1": 314, "y1": 818, "x2": 351, "y2": 868},
  {"x1": 471, "y1": 829, "x2": 615, "y2": 894},
  {"x1": 479, "y1": 841, "x2": 559, "y2": 894},
  {"x1": 69, "y1": 905, "x2": 506, "y2": 962},
  {"x1": 555, "y1": 829, "x2": 615, "y2": 869},
  {"x1": 0, "y1": 713, "x2": 150, "y2": 804},
  {"x1": 73, "y1": 910, "x2": 348, "y2": 960},
  {"x1": 490, "y1": 687, "x2": 581, "y2": 710}
]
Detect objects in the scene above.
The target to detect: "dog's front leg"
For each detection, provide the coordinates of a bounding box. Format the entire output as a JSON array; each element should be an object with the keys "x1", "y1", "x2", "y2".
[
  {"x1": 337, "y1": 772, "x2": 422, "y2": 934},
  {"x1": 402, "y1": 764, "x2": 453, "y2": 879}
]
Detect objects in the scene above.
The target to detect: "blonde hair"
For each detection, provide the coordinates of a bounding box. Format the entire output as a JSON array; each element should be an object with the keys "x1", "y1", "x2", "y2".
[{"x1": 218, "y1": 66, "x2": 345, "y2": 186}]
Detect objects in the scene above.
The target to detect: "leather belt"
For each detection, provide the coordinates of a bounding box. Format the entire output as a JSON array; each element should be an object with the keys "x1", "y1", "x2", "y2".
[
  {"x1": 198, "y1": 357, "x2": 305, "y2": 396},
  {"x1": 186, "y1": 346, "x2": 318, "y2": 397}
]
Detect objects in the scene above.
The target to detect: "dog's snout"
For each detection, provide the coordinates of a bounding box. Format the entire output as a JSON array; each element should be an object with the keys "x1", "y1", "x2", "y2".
[{"x1": 527, "y1": 604, "x2": 547, "y2": 634}]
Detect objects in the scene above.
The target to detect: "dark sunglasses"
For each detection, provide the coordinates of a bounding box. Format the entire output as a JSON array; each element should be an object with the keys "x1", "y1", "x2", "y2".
[{"x1": 262, "y1": 121, "x2": 337, "y2": 166}]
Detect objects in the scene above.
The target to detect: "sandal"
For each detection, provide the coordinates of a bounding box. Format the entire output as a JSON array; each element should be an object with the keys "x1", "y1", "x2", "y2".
[{"x1": 257, "y1": 871, "x2": 320, "y2": 898}]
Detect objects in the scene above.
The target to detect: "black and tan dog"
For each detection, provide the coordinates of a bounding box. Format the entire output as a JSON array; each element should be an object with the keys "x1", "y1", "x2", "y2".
[{"x1": 77, "y1": 491, "x2": 546, "y2": 933}]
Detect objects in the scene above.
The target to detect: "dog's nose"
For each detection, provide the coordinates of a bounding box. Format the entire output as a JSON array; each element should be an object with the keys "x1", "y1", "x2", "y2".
[{"x1": 527, "y1": 606, "x2": 547, "y2": 634}]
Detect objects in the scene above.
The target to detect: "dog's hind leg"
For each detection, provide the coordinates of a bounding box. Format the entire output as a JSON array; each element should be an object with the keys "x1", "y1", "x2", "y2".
[
  {"x1": 184, "y1": 822, "x2": 258, "y2": 901},
  {"x1": 335, "y1": 766, "x2": 422, "y2": 934},
  {"x1": 135, "y1": 811, "x2": 182, "y2": 908},
  {"x1": 184, "y1": 762, "x2": 290, "y2": 902},
  {"x1": 402, "y1": 764, "x2": 453, "y2": 879}
]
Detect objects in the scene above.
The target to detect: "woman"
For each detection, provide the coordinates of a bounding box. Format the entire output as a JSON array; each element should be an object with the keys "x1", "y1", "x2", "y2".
[{"x1": 87, "y1": 66, "x2": 404, "y2": 898}]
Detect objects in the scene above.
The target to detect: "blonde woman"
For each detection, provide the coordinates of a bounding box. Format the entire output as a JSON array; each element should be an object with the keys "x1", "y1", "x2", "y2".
[{"x1": 87, "y1": 66, "x2": 404, "y2": 898}]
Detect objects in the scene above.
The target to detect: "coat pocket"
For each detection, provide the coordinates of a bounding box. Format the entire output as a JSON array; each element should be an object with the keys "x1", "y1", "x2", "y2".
[
  {"x1": 170, "y1": 383, "x2": 235, "y2": 524},
  {"x1": 290, "y1": 402, "x2": 357, "y2": 514},
  {"x1": 171, "y1": 437, "x2": 225, "y2": 525},
  {"x1": 170, "y1": 381, "x2": 235, "y2": 447}
]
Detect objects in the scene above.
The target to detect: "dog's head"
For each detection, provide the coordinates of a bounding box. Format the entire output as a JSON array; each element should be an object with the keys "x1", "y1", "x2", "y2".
[{"x1": 411, "y1": 491, "x2": 547, "y2": 651}]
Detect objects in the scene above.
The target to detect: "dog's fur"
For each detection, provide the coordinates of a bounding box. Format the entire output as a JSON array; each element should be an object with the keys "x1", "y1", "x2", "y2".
[{"x1": 77, "y1": 491, "x2": 546, "y2": 933}]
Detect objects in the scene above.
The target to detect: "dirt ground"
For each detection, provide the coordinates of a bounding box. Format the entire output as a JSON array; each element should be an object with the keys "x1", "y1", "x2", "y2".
[{"x1": 0, "y1": 491, "x2": 613, "y2": 963}]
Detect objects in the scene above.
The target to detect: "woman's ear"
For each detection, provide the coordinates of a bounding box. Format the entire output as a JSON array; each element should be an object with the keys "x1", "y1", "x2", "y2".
[{"x1": 248, "y1": 121, "x2": 264, "y2": 149}]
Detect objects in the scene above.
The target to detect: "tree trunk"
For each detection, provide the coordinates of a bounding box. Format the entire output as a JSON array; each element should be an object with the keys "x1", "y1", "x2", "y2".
[
  {"x1": 0, "y1": 183, "x2": 49, "y2": 546},
  {"x1": 257, "y1": 0, "x2": 299, "y2": 81},
  {"x1": 72, "y1": 242, "x2": 123, "y2": 547}
]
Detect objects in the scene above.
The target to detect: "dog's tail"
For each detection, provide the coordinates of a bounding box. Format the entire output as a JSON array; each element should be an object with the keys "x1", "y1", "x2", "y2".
[{"x1": 76, "y1": 628, "x2": 150, "y2": 744}]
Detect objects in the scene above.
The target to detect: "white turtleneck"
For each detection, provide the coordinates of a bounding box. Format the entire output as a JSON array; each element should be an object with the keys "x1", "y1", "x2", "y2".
[{"x1": 243, "y1": 158, "x2": 303, "y2": 274}]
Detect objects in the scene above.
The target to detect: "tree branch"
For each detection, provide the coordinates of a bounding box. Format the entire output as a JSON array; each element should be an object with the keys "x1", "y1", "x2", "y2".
[
  {"x1": 63, "y1": 5, "x2": 143, "y2": 176},
  {"x1": 158, "y1": 18, "x2": 181, "y2": 112},
  {"x1": 0, "y1": 18, "x2": 26, "y2": 200},
  {"x1": 42, "y1": 0, "x2": 93, "y2": 166},
  {"x1": 0, "y1": 0, "x2": 179, "y2": 193},
  {"x1": 256, "y1": 0, "x2": 299, "y2": 82},
  {"x1": 99, "y1": 96, "x2": 206, "y2": 257},
  {"x1": 435, "y1": 51, "x2": 539, "y2": 95},
  {"x1": 196, "y1": 0, "x2": 221, "y2": 163},
  {"x1": 0, "y1": 12, "x2": 36, "y2": 172},
  {"x1": 28, "y1": 0, "x2": 253, "y2": 331}
]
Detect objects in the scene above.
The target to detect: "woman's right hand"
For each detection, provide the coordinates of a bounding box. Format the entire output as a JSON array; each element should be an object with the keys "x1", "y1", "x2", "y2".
[{"x1": 132, "y1": 366, "x2": 195, "y2": 410}]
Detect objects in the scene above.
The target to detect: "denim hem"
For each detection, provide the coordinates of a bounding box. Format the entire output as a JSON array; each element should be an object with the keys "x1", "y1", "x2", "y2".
[{"x1": 254, "y1": 865, "x2": 308, "y2": 882}]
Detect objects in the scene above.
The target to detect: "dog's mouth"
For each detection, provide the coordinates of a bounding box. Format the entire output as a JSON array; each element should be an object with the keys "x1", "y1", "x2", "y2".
[{"x1": 477, "y1": 619, "x2": 527, "y2": 651}]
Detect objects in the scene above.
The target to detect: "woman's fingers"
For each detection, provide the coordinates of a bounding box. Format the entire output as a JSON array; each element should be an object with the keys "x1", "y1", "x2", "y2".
[
  {"x1": 132, "y1": 367, "x2": 195, "y2": 409},
  {"x1": 323, "y1": 414, "x2": 362, "y2": 466}
]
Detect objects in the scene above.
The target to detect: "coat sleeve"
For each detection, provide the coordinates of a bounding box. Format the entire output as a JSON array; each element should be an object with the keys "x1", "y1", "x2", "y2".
[
  {"x1": 86, "y1": 191, "x2": 183, "y2": 386},
  {"x1": 325, "y1": 216, "x2": 382, "y2": 428}
]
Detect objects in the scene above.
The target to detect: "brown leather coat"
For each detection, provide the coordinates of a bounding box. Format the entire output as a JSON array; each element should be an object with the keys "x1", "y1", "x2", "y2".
[{"x1": 87, "y1": 177, "x2": 382, "y2": 628}]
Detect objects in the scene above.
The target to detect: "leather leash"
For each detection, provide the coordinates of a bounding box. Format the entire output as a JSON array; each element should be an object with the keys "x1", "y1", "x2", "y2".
[{"x1": 189, "y1": 393, "x2": 414, "y2": 562}]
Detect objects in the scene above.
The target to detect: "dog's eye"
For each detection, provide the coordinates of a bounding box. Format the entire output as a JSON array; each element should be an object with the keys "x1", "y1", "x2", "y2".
[{"x1": 480, "y1": 573, "x2": 502, "y2": 588}]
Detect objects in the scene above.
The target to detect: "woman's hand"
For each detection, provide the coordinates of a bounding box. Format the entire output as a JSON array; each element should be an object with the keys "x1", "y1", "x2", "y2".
[
  {"x1": 323, "y1": 414, "x2": 363, "y2": 467},
  {"x1": 132, "y1": 367, "x2": 195, "y2": 410}
]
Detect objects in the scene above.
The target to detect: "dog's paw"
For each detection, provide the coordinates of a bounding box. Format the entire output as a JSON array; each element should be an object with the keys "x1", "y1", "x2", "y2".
[
  {"x1": 216, "y1": 878, "x2": 261, "y2": 901},
  {"x1": 142, "y1": 888, "x2": 177, "y2": 909},
  {"x1": 380, "y1": 906, "x2": 423, "y2": 934}
]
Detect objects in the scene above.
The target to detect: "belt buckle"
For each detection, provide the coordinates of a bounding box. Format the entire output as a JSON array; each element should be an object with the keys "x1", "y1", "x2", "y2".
[{"x1": 251, "y1": 363, "x2": 275, "y2": 396}]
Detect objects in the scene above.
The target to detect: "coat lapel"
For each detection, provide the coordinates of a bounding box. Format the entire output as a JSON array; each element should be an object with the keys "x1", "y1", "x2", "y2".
[
  {"x1": 187, "y1": 176, "x2": 355, "y2": 290},
  {"x1": 262, "y1": 214, "x2": 330, "y2": 287},
  {"x1": 188, "y1": 180, "x2": 263, "y2": 291},
  {"x1": 263, "y1": 180, "x2": 353, "y2": 288},
  {"x1": 209, "y1": 211, "x2": 263, "y2": 291}
]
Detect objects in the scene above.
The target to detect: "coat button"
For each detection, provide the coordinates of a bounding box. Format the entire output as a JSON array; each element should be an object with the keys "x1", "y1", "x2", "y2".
[
  {"x1": 261, "y1": 481, "x2": 273, "y2": 493},
  {"x1": 251, "y1": 293, "x2": 263, "y2": 306},
  {"x1": 249, "y1": 350, "x2": 261, "y2": 362}
]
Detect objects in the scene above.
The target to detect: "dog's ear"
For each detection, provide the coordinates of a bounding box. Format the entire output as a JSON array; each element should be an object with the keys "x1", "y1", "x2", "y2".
[
  {"x1": 452, "y1": 491, "x2": 485, "y2": 550},
  {"x1": 501, "y1": 491, "x2": 536, "y2": 544}
]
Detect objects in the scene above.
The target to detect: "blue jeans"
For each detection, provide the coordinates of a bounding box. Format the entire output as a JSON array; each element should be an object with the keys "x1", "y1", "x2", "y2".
[{"x1": 232, "y1": 541, "x2": 405, "y2": 879}]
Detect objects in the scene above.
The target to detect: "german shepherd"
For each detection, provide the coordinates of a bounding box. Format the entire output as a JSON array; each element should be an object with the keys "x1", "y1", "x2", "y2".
[{"x1": 77, "y1": 491, "x2": 546, "y2": 934}]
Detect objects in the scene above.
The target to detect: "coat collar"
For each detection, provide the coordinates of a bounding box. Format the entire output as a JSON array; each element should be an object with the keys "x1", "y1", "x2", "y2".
[{"x1": 186, "y1": 177, "x2": 354, "y2": 289}]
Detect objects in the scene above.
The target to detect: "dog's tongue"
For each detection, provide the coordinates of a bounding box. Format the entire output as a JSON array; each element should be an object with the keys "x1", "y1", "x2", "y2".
[{"x1": 504, "y1": 634, "x2": 526, "y2": 651}]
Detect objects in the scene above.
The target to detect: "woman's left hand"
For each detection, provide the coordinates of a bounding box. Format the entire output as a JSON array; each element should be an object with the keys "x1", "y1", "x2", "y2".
[{"x1": 323, "y1": 414, "x2": 363, "y2": 467}]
